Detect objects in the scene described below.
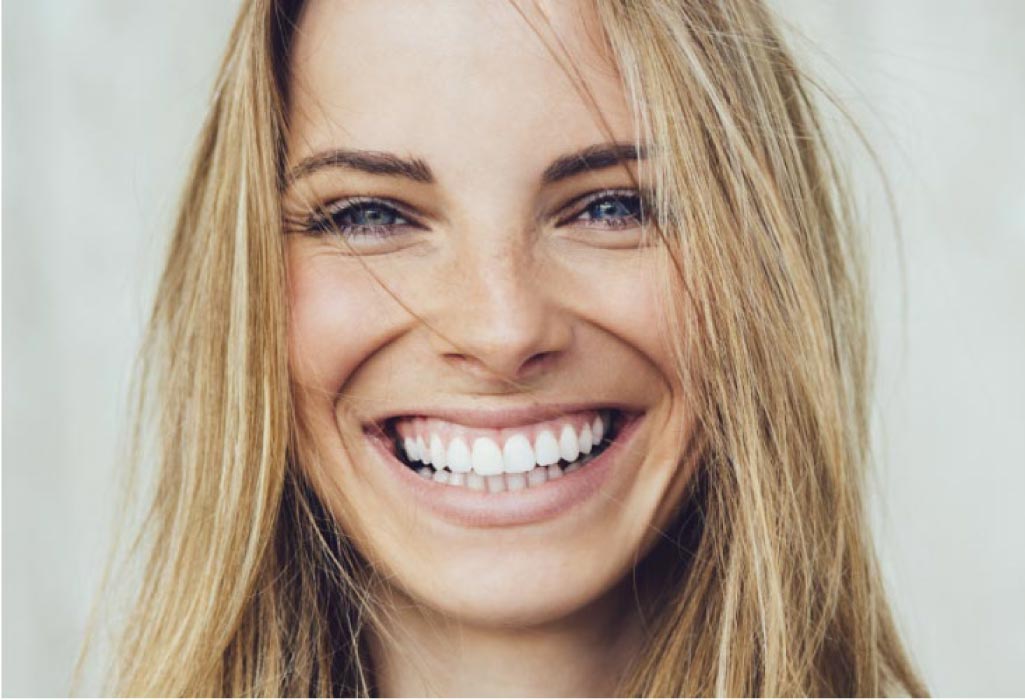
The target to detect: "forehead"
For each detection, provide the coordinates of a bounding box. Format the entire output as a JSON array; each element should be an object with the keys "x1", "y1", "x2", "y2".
[{"x1": 285, "y1": 0, "x2": 635, "y2": 182}]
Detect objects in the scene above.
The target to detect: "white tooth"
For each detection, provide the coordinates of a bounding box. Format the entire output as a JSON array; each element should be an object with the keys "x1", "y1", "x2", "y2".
[
  {"x1": 446, "y1": 437, "x2": 472, "y2": 473},
  {"x1": 403, "y1": 436, "x2": 420, "y2": 462},
  {"x1": 486, "y1": 474, "x2": 506, "y2": 493},
  {"x1": 578, "y1": 424, "x2": 593, "y2": 454},
  {"x1": 471, "y1": 437, "x2": 504, "y2": 475},
  {"x1": 565, "y1": 462, "x2": 582, "y2": 474},
  {"x1": 416, "y1": 436, "x2": 429, "y2": 464},
  {"x1": 534, "y1": 430, "x2": 560, "y2": 466},
  {"x1": 448, "y1": 472, "x2": 465, "y2": 487},
  {"x1": 547, "y1": 464, "x2": 563, "y2": 479},
  {"x1": 527, "y1": 466, "x2": 548, "y2": 488},
  {"x1": 432, "y1": 469, "x2": 450, "y2": 484},
  {"x1": 592, "y1": 415, "x2": 605, "y2": 446},
  {"x1": 418, "y1": 467, "x2": 432, "y2": 479},
  {"x1": 430, "y1": 434, "x2": 447, "y2": 469},
  {"x1": 559, "y1": 425, "x2": 580, "y2": 463},
  {"x1": 506, "y1": 473, "x2": 527, "y2": 491},
  {"x1": 502, "y1": 434, "x2": 535, "y2": 473},
  {"x1": 466, "y1": 473, "x2": 486, "y2": 491}
]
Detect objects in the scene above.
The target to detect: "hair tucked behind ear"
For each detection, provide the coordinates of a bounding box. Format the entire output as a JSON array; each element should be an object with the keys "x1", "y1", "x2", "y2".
[{"x1": 82, "y1": 0, "x2": 926, "y2": 696}]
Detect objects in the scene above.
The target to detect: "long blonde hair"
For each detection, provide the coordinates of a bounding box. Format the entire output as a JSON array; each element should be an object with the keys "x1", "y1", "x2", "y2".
[{"x1": 92, "y1": 0, "x2": 927, "y2": 695}]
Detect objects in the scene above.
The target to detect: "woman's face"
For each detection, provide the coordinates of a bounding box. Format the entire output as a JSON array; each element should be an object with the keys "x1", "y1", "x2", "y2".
[{"x1": 284, "y1": 0, "x2": 694, "y2": 626}]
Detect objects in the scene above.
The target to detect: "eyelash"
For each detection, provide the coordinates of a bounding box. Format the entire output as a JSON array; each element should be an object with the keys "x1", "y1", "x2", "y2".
[
  {"x1": 556, "y1": 189, "x2": 646, "y2": 230},
  {"x1": 297, "y1": 189, "x2": 646, "y2": 239},
  {"x1": 301, "y1": 196, "x2": 420, "y2": 239}
]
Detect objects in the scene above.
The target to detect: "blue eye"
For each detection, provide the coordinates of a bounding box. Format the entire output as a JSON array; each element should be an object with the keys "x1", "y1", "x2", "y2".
[
  {"x1": 306, "y1": 197, "x2": 415, "y2": 238},
  {"x1": 571, "y1": 191, "x2": 644, "y2": 229}
]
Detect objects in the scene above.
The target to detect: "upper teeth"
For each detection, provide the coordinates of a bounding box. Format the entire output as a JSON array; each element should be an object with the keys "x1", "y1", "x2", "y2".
[{"x1": 396, "y1": 412, "x2": 608, "y2": 476}]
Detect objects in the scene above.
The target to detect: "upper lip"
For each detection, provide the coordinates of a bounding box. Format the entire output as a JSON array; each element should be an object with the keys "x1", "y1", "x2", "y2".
[{"x1": 366, "y1": 402, "x2": 637, "y2": 431}]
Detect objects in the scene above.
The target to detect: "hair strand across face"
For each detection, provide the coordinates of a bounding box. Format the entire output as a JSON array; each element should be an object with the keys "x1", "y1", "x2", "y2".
[{"x1": 83, "y1": 1, "x2": 927, "y2": 696}]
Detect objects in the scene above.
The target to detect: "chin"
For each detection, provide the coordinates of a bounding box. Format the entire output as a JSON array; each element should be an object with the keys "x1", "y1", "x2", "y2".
[{"x1": 378, "y1": 540, "x2": 632, "y2": 628}]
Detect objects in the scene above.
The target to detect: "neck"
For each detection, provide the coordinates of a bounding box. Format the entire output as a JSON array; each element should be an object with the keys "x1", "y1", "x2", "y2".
[{"x1": 368, "y1": 578, "x2": 646, "y2": 697}]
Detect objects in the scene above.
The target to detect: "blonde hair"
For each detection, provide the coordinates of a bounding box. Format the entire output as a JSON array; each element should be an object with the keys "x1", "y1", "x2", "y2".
[{"x1": 89, "y1": 0, "x2": 927, "y2": 695}]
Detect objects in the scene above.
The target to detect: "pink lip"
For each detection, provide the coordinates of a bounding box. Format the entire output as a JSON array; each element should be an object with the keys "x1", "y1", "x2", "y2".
[
  {"x1": 364, "y1": 411, "x2": 645, "y2": 528},
  {"x1": 366, "y1": 402, "x2": 636, "y2": 431}
]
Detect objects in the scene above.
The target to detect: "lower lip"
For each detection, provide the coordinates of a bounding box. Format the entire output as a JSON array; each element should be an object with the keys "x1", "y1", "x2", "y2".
[{"x1": 365, "y1": 413, "x2": 644, "y2": 528}]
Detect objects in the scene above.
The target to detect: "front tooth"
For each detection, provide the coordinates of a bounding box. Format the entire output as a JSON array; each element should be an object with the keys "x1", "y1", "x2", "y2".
[
  {"x1": 592, "y1": 415, "x2": 605, "y2": 446},
  {"x1": 534, "y1": 430, "x2": 560, "y2": 466},
  {"x1": 416, "y1": 436, "x2": 429, "y2": 464},
  {"x1": 578, "y1": 424, "x2": 593, "y2": 454},
  {"x1": 446, "y1": 437, "x2": 472, "y2": 473},
  {"x1": 559, "y1": 424, "x2": 580, "y2": 462},
  {"x1": 466, "y1": 473, "x2": 486, "y2": 491},
  {"x1": 486, "y1": 474, "x2": 506, "y2": 493},
  {"x1": 403, "y1": 436, "x2": 420, "y2": 462},
  {"x1": 432, "y1": 469, "x2": 450, "y2": 484},
  {"x1": 502, "y1": 434, "x2": 536, "y2": 473},
  {"x1": 430, "y1": 434, "x2": 447, "y2": 469},
  {"x1": 448, "y1": 472, "x2": 465, "y2": 487},
  {"x1": 472, "y1": 437, "x2": 504, "y2": 475}
]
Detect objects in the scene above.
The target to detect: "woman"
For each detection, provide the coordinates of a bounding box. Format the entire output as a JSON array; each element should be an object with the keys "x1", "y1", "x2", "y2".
[{"x1": 101, "y1": 0, "x2": 927, "y2": 695}]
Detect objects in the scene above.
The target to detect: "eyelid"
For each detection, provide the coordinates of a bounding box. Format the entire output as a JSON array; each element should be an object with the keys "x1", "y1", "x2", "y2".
[
  {"x1": 316, "y1": 195, "x2": 419, "y2": 225},
  {"x1": 287, "y1": 189, "x2": 647, "y2": 237},
  {"x1": 554, "y1": 187, "x2": 645, "y2": 226},
  {"x1": 287, "y1": 195, "x2": 428, "y2": 239}
]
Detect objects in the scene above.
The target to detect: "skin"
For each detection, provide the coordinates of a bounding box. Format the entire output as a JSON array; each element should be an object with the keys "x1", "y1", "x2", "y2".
[{"x1": 283, "y1": 0, "x2": 696, "y2": 695}]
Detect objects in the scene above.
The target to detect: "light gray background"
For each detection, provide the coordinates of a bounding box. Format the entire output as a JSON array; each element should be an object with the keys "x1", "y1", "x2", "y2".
[{"x1": 3, "y1": 1, "x2": 1023, "y2": 696}]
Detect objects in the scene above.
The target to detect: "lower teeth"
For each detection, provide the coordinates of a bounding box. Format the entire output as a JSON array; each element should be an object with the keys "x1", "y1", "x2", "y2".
[{"x1": 412, "y1": 449, "x2": 597, "y2": 491}]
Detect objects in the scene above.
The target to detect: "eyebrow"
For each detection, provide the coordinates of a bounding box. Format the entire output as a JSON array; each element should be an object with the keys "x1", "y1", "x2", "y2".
[
  {"x1": 284, "y1": 141, "x2": 646, "y2": 187},
  {"x1": 541, "y1": 142, "x2": 647, "y2": 184},
  {"x1": 285, "y1": 149, "x2": 434, "y2": 185}
]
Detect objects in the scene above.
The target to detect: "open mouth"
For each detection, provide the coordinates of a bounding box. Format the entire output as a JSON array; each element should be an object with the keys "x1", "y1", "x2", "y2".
[{"x1": 376, "y1": 409, "x2": 626, "y2": 492}]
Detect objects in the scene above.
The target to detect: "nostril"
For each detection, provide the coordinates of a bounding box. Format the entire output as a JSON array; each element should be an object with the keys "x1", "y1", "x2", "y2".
[
  {"x1": 428, "y1": 296, "x2": 573, "y2": 382},
  {"x1": 518, "y1": 351, "x2": 558, "y2": 376},
  {"x1": 443, "y1": 350, "x2": 559, "y2": 382}
]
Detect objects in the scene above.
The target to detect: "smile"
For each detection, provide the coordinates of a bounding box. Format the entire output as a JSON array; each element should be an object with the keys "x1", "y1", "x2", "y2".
[
  {"x1": 363, "y1": 406, "x2": 644, "y2": 527},
  {"x1": 383, "y1": 409, "x2": 622, "y2": 492}
]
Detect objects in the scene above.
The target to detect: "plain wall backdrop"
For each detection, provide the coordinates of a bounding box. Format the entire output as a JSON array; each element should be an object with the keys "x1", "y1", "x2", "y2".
[{"x1": 3, "y1": 1, "x2": 1023, "y2": 695}]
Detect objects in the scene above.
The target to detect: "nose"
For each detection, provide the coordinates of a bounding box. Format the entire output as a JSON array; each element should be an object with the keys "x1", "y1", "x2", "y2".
[{"x1": 427, "y1": 241, "x2": 572, "y2": 385}]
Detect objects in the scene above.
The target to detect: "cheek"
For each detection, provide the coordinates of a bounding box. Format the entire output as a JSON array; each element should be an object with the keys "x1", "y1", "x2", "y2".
[
  {"x1": 286, "y1": 243, "x2": 408, "y2": 397},
  {"x1": 566, "y1": 249, "x2": 679, "y2": 388},
  {"x1": 610, "y1": 272, "x2": 674, "y2": 371}
]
